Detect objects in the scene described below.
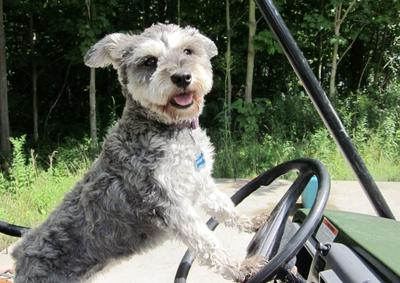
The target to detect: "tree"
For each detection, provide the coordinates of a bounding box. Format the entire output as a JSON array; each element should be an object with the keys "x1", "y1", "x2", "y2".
[
  {"x1": 0, "y1": 0, "x2": 399, "y2": 158},
  {"x1": 328, "y1": 0, "x2": 357, "y2": 98},
  {"x1": 244, "y1": 0, "x2": 256, "y2": 103},
  {"x1": 177, "y1": 0, "x2": 181, "y2": 25},
  {"x1": 86, "y1": 0, "x2": 98, "y2": 150},
  {"x1": 89, "y1": 68, "x2": 97, "y2": 150},
  {"x1": 30, "y1": 11, "x2": 39, "y2": 143},
  {"x1": 0, "y1": 0, "x2": 10, "y2": 166},
  {"x1": 225, "y1": 0, "x2": 232, "y2": 116}
]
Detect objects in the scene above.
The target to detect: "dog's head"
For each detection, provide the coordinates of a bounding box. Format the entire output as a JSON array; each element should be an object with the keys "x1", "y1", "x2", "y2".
[{"x1": 84, "y1": 24, "x2": 217, "y2": 124}]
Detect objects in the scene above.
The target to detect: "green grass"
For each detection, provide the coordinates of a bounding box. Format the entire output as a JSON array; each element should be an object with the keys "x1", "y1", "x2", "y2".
[
  {"x1": 0, "y1": 171, "x2": 84, "y2": 250},
  {"x1": 0, "y1": 136, "x2": 90, "y2": 250},
  {"x1": 1, "y1": 125, "x2": 399, "y2": 250},
  {"x1": 213, "y1": 129, "x2": 400, "y2": 181}
]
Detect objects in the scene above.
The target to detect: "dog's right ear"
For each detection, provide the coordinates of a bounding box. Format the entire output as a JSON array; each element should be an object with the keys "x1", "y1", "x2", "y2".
[{"x1": 84, "y1": 33, "x2": 133, "y2": 69}]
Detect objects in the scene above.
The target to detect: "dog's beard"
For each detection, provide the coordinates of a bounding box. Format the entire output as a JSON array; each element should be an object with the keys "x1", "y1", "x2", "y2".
[
  {"x1": 157, "y1": 93, "x2": 203, "y2": 122},
  {"x1": 127, "y1": 81, "x2": 207, "y2": 124}
]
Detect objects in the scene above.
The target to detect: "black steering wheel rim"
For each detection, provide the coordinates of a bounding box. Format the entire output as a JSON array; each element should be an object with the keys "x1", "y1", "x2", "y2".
[{"x1": 174, "y1": 158, "x2": 330, "y2": 283}]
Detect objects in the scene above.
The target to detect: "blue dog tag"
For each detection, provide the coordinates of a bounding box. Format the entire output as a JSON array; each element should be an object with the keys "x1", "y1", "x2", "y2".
[{"x1": 195, "y1": 152, "x2": 206, "y2": 170}]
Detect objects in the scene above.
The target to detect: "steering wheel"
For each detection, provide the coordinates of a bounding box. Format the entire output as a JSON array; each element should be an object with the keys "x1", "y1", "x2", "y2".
[{"x1": 174, "y1": 158, "x2": 330, "y2": 282}]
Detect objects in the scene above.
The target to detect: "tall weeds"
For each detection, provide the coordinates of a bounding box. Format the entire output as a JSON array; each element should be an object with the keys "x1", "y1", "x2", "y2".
[
  {"x1": 0, "y1": 136, "x2": 90, "y2": 249},
  {"x1": 8, "y1": 136, "x2": 35, "y2": 194},
  {"x1": 212, "y1": 81, "x2": 400, "y2": 180}
]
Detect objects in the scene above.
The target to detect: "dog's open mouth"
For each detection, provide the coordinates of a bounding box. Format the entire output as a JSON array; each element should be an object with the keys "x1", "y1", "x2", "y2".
[{"x1": 170, "y1": 92, "x2": 194, "y2": 109}]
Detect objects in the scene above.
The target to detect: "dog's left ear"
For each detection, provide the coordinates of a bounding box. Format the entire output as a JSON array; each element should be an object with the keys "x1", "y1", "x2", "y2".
[
  {"x1": 198, "y1": 34, "x2": 218, "y2": 59},
  {"x1": 199, "y1": 34, "x2": 218, "y2": 59},
  {"x1": 186, "y1": 27, "x2": 218, "y2": 59},
  {"x1": 84, "y1": 33, "x2": 134, "y2": 69}
]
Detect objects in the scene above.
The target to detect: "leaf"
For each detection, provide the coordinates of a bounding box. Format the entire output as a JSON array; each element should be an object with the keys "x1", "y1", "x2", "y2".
[{"x1": 254, "y1": 30, "x2": 281, "y2": 54}]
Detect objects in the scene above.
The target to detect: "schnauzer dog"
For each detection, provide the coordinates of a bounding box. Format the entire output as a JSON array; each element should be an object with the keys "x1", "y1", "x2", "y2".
[{"x1": 12, "y1": 24, "x2": 267, "y2": 282}]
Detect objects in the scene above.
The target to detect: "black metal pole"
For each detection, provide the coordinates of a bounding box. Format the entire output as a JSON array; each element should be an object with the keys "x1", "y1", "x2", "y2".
[
  {"x1": 255, "y1": 0, "x2": 395, "y2": 219},
  {"x1": 0, "y1": 221, "x2": 29, "y2": 237}
]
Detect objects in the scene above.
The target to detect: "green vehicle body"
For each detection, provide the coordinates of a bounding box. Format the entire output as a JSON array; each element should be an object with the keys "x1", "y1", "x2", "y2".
[{"x1": 294, "y1": 209, "x2": 400, "y2": 282}]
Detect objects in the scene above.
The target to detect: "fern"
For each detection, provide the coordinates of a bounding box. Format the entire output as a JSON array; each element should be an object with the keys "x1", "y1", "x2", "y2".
[{"x1": 8, "y1": 136, "x2": 34, "y2": 194}]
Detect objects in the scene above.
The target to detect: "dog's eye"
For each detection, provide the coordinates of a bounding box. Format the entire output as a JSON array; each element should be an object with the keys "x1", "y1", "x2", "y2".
[
  {"x1": 183, "y1": 48, "x2": 193, "y2": 55},
  {"x1": 143, "y1": 57, "x2": 158, "y2": 67}
]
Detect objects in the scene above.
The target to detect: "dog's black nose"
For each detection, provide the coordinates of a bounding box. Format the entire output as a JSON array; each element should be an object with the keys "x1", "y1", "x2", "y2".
[{"x1": 171, "y1": 73, "x2": 192, "y2": 88}]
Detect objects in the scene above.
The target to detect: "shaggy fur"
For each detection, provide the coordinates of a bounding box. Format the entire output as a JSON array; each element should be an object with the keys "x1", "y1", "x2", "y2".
[{"x1": 12, "y1": 24, "x2": 267, "y2": 283}]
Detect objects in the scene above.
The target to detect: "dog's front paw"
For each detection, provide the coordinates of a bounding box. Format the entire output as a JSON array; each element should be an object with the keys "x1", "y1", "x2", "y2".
[
  {"x1": 236, "y1": 255, "x2": 268, "y2": 282},
  {"x1": 250, "y1": 212, "x2": 270, "y2": 232}
]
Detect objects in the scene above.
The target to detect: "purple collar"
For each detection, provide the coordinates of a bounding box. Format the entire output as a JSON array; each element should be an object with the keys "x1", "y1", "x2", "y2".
[{"x1": 175, "y1": 117, "x2": 199, "y2": 130}]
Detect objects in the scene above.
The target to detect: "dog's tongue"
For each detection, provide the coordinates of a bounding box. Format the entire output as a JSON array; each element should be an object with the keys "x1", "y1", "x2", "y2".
[{"x1": 172, "y1": 93, "x2": 193, "y2": 106}]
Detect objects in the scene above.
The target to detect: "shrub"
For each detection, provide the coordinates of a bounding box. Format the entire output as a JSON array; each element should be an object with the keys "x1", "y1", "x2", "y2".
[{"x1": 7, "y1": 136, "x2": 36, "y2": 194}]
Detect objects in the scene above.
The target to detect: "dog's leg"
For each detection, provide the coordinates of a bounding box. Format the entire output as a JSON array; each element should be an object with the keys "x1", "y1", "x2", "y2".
[
  {"x1": 163, "y1": 201, "x2": 264, "y2": 282},
  {"x1": 200, "y1": 181, "x2": 269, "y2": 233}
]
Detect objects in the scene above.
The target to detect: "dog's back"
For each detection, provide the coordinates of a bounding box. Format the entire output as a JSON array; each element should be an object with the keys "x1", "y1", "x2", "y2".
[{"x1": 12, "y1": 113, "x2": 175, "y2": 282}]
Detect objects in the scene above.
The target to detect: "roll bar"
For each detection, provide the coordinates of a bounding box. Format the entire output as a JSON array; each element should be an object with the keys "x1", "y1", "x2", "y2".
[{"x1": 254, "y1": 0, "x2": 395, "y2": 219}]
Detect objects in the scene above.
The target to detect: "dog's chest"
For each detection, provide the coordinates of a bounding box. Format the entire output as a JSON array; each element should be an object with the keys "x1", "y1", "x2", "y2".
[{"x1": 154, "y1": 128, "x2": 214, "y2": 201}]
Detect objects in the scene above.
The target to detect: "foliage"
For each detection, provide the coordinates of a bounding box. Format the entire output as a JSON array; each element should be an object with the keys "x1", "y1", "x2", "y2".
[
  {"x1": 1, "y1": 0, "x2": 398, "y2": 145},
  {"x1": 0, "y1": 137, "x2": 89, "y2": 249},
  {"x1": 8, "y1": 136, "x2": 35, "y2": 194},
  {"x1": 213, "y1": 121, "x2": 400, "y2": 182},
  {"x1": 1, "y1": 0, "x2": 399, "y2": 253},
  {"x1": 254, "y1": 30, "x2": 281, "y2": 55},
  {"x1": 55, "y1": 137, "x2": 92, "y2": 174},
  {"x1": 231, "y1": 98, "x2": 270, "y2": 141},
  {"x1": 2, "y1": 0, "x2": 398, "y2": 143},
  {"x1": 2, "y1": 96, "x2": 400, "y2": 248},
  {"x1": 0, "y1": 0, "x2": 399, "y2": 193}
]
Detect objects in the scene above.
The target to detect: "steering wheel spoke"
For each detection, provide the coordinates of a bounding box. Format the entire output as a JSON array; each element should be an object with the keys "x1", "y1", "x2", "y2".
[{"x1": 247, "y1": 171, "x2": 313, "y2": 259}]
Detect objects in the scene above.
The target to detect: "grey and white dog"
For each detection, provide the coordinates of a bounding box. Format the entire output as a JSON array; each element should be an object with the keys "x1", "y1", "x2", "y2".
[{"x1": 12, "y1": 24, "x2": 267, "y2": 283}]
